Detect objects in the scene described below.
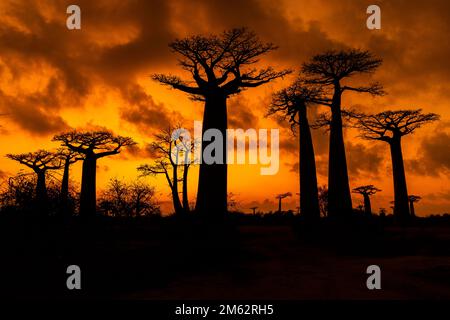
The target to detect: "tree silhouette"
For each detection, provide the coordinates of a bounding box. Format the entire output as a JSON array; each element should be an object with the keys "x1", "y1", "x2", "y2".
[
  {"x1": 275, "y1": 192, "x2": 292, "y2": 213},
  {"x1": 302, "y1": 49, "x2": 383, "y2": 217},
  {"x1": 57, "y1": 148, "x2": 83, "y2": 218},
  {"x1": 352, "y1": 185, "x2": 381, "y2": 217},
  {"x1": 6, "y1": 150, "x2": 61, "y2": 212},
  {"x1": 99, "y1": 178, "x2": 159, "y2": 217},
  {"x1": 269, "y1": 79, "x2": 327, "y2": 219},
  {"x1": 250, "y1": 206, "x2": 258, "y2": 215},
  {"x1": 408, "y1": 195, "x2": 421, "y2": 218},
  {"x1": 351, "y1": 109, "x2": 439, "y2": 219},
  {"x1": 53, "y1": 131, "x2": 136, "y2": 220},
  {"x1": 153, "y1": 27, "x2": 291, "y2": 218},
  {"x1": 138, "y1": 126, "x2": 192, "y2": 215}
]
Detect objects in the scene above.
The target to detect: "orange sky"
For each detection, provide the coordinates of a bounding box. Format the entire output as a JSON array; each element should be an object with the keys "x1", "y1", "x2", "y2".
[{"x1": 1, "y1": 0, "x2": 450, "y2": 215}]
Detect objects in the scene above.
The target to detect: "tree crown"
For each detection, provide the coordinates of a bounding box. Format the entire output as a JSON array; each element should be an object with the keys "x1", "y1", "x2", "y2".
[
  {"x1": 6, "y1": 150, "x2": 62, "y2": 172},
  {"x1": 53, "y1": 130, "x2": 136, "y2": 158},
  {"x1": 352, "y1": 185, "x2": 381, "y2": 196},
  {"x1": 302, "y1": 49, "x2": 384, "y2": 96},
  {"x1": 153, "y1": 27, "x2": 291, "y2": 99},
  {"x1": 350, "y1": 109, "x2": 440, "y2": 141}
]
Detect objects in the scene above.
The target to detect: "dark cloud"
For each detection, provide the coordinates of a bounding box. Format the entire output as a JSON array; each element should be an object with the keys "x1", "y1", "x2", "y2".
[
  {"x1": 120, "y1": 84, "x2": 183, "y2": 132},
  {"x1": 228, "y1": 97, "x2": 259, "y2": 129},
  {"x1": 407, "y1": 127, "x2": 450, "y2": 176},
  {"x1": 346, "y1": 142, "x2": 384, "y2": 178}
]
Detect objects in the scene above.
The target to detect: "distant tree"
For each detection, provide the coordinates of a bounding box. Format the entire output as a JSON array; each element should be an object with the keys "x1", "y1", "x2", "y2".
[
  {"x1": 250, "y1": 206, "x2": 258, "y2": 215},
  {"x1": 53, "y1": 131, "x2": 136, "y2": 220},
  {"x1": 6, "y1": 150, "x2": 61, "y2": 212},
  {"x1": 275, "y1": 192, "x2": 292, "y2": 213},
  {"x1": 0, "y1": 172, "x2": 35, "y2": 211},
  {"x1": 379, "y1": 207, "x2": 387, "y2": 218},
  {"x1": 351, "y1": 109, "x2": 439, "y2": 219},
  {"x1": 302, "y1": 49, "x2": 384, "y2": 217},
  {"x1": 98, "y1": 178, "x2": 159, "y2": 217},
  {"x1": 138, "y1": 126, "x2": 193, "y2": 215},
  {"x1": 317, "y1": 185, "x2": 329, "y2": 217},
  {"x1": 408, "y1": 195, "x2": 421, "y2": 218},
  {"x1": 153, "y1": 27, "x2": 291, "y2": 218},
  {"x1": 268, "y1": 79, "x2": 328, "y2": 219},
  {"x1": 352, "y1": 185, "x2": 381, "y2": 217}
]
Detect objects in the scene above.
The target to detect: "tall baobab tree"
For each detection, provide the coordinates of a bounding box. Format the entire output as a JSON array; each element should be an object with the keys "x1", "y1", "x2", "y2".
[
  {"x1": 352, "y1": 185, "x2": 381, "y2": 217},
  {"x1": 351, "y1": 109, "x2": 439, "y2": 219},
  {"x1": 138, "y1": 126, "x2": 193, "y2": 215},
  {"x1": 408, "y1": 195, "x2": 421, "y2": 217},
  {"x1": 53, "y1": 131, "x2": 136, "y2": 219},
  {"x1": 275, "y1": 192, "x2": 292, "y2": 213},
  {"x1": 269, "y1": 79, "x2": 328, "y2": 219},
  {"x1": 302, "y1": 49, "x2": 384, "y2": 217},
  {"x1": 6, "y1": 150, "x2": 61, "y2": 211},
  {"x1": 57, "y1": 148, "x2": 83, "y2": 216},
  {"x1": 153, "y1": 27, "x2": 291, "y2": 218}
]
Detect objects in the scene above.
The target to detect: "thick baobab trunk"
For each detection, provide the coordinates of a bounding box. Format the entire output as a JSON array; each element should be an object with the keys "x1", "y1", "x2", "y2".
[
  {"x1": 79, "y1": 156, "x2": 97, "y2": 219},
  {"x1": 363, "y1": 194, "x2": 372, "y2": 216},
  {"x1": 182, "y1": 164, "x2": 190, "y2": 213},
  {"x1": 171, "y1": 164, "x2": 184, "y2": 215},
  {"x1": 409, "y1": 200, "x2": 416, "y2": 217},
  {"x1": 36, "y1": 170, "x2": 48, "y2": 213},
  {"x1": 60, "y1": 159, "x2": 70, "y2": 217},
  {"x1": 328, "y1": 83, "x2": 353, "y2": 217},
  {"x1": 298, "y1": 106, "x2": 320, "y2": 219},
  {"x1": 195, "y1": 93, "x2": 227, "y2": 218},
  {"x1": 389, "y1": 136, "x2": 410, "y2": 219}
]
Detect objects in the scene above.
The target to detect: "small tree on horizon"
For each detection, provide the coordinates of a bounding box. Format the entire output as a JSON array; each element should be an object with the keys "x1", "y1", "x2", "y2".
[{"x1": 352, "y1": 185, "x2": 381, "y2": 217}]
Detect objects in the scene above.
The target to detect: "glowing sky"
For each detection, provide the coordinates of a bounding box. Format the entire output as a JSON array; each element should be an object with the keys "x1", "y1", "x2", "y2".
[{"x1": 1, "y1": 0, "x2": 450, "y2": 215}]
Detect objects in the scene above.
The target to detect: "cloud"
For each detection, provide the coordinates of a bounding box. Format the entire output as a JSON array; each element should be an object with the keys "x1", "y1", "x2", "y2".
[
  {"x1": 120, "y1": 84, "x2": 183, "y2": 132},
  {"x1": 407, "y1": 127, "x2": 450, "y2": 176},
  {"x1": 346, "y1": 142, "x2": 384, "y2": 178}
]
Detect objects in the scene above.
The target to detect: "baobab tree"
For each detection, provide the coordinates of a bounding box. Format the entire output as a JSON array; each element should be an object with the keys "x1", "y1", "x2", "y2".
[
  {"x1": 352, "y1": 185, "x2": 381, "y2": 217},
  {"x1": 408, "y1": 195, "x2": 421, "y2": 217},
  {"x1": 138, "y1": 126, "x2": 193, "y2": 215},
  {"x1": 250, "y1": 206, "x2": 258, "y2": 215},
  {"x1": 153, "y1": 27, "x2": 291, "y2": 217},
  {"x1": 6, "y1": 150, "x2": 61, "y2": 211},
  {"x1": 268, "y1": 79, "x2": 328, "y2": 219},
  {"x1": 57, "y1": 148, "x2": 83, "y2": 217},
  {"x1": 302, "y1": 49, "x2": 384, "y2": 217},
  {"x1": 275, "y1": 192, "x2": 292, "y2": 213},
  {"x1": 351, "y1": 109, "x2": 439, "y2": 219},
  {"x1": 53, "y1": 131, "x2": 136, "y2": 219}
]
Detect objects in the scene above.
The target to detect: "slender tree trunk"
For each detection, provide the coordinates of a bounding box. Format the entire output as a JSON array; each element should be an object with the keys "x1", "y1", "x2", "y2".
[
  {"x1": 60, "y1": 159, "x2": 70, "y2": 217},
  {"x1": 172, "y1": 164, "x2": 184, "y2": 215},
  {"x1": 298, "y1": 106, "x2": 320, "y2": 219},
  {"x1": 363, "y1": 194, "x2": 372, "y2": 216},
  {"x1": 80, "y1": 155, "x2": 97, "y2": 220},
  {"x1": 328, "y1": 82, "x2": 353, "y2": 217},
  {"x1": 182, "y1": 164, "x2": 190, "y2": 213},
  {"x1": 409, "y1": 201, "x2": 416, "y2": 217},
  {"x1": 389, "y1": 136, "x2": 410, "y2": 219},
  {"x1": 278, "y1": 198, "x2": 282, "y2": 213},
  {"x1": 195, "y1": 92, "x2": 227, "y2": 218}
]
